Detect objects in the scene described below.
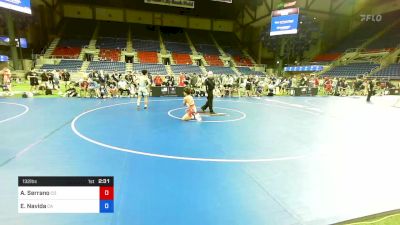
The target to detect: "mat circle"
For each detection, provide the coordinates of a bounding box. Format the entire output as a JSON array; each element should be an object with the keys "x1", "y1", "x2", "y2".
[
  {"x1": 0, "y1": 102, "x2": 30, "y2": 124},
  {"x1": 71, "y1": 99, "x2": 309, "y2": 163}
]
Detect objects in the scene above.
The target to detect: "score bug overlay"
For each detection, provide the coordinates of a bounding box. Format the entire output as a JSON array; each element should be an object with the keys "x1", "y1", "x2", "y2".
[{"x1": 18, "y1": 176, "x2": 114, "y2": 213}]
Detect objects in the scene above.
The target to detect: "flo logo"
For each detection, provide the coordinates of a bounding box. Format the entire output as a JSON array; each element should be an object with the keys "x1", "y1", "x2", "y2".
[{"x1": 360, "y1": 14, "x2": 382, "y2": 22}]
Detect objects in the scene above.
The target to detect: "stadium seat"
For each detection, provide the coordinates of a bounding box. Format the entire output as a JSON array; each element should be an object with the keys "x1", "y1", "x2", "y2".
[
  {"x1": 172, "y1": 53, "x2": 192, "y2": 65},
  {"x1": 205, "y1": 66, "x2": 235, "y2": 75},
  {"x1": 96, "y1": 37, "x2": 127, "y2": 49},
  {"x1": 322, "y1": 62, "x2": 380, "y2": 77},
  {"x1": 133, "y1": 39, "x2": 160, "y2": 52},
  {"x1": 87, "y1": 61, "x2": 126, "y2": 72},
  {"x1": 99, "y1": 49, "x2": 121, "y2": 62},
  {"x1": 58, "y1": 38, "x2": 90, "y2": 48},
  {"x1": 52, "y1": 47, "x2": 81, "y2": 59},
  {"x1": 53, "y1": 38, "x2": 89, "y2": 58},
  {"x1": 41, "y1": 60, "x2": 83, "y2": 72},
  {"x1": 233, "y1": 56, "x2": 253, "y2": 66},
  {"x1": 204, "y1": 55, "x2": 224, "y2": 66},
  {"x1": 133, "y1": 63, "x2": 167, "y2": 75},
  {"x1": 138, "y1": 52, "x2": 159, "y2": 64},
  {"x1": 164, "y1": 42, "x2": 192, "y2": 54},
  {"x1": 170, "y1": 65, "x2": 202, "y2": 75},
  {"x1": 188, "y1": 29, "x2": 220, "y2": 55},
  {"x1": 373, "y1": 63, "x2": 400, "y2": 79}
]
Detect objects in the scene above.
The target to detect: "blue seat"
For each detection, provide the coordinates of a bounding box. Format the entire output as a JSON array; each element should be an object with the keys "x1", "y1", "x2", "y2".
[
  {"x1": 373, "y1": 64, "x2": 400, "y2": 79},
  {"x1": 322, "y1": 63, "x2": 380, "y2": 77},
  {"x1": 170, "y1": 65, "x2": 202, "y2": 75},
  {"x1": 87, "y1": 61, "x2": 126, "y2": 72},
  {"x1": 96, "y1": 37, "x2": 127, "y2": 49},
  {"x1": 41, "y1": 60, "x2": 83, "y2": 72},
  {"x1": 164, "y1": 42, "x2": 192, "y2": 54},
  {"x1": 133, "y1": 63, "x2": 167, "y2": 75},
  {"x1": 133, "y1": 39, "x2": 160, "y2": 52},
  {"x1": 205, "y1": 66, "x2": 235, "y2": 75}
]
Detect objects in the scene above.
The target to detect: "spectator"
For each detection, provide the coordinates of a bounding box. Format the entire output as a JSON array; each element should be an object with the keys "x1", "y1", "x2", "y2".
[
  {"x1": 53, "y1": 70, "x2": 61, "y2": 90},
  {"x1": 28, "y1": 69, "x2": 39, "y2": 92},
  {"x1": 1, "y1": 67, "x2": 12, "y2": 95},
  {"x1": 62, "y1": 69, "x2": 71, "y2": 89},
  {"x1": 118, "y1": 79, "x2": 129, "y2": 96},
  {"x1": 87, "y1": 78, "x2": 99, "y2": 98},
  {"x1": 178, "y1": 73, "x2": 186, "y2": 87},
  {"x1": 154, "y1": 75, "x2": 163, "y2": 86},
  {"x1": 108, "y1": 81, "x2": 118, "y2": 98},
  {"x1": 79, "y1": 77, "x2": 89, "y2": 98}
]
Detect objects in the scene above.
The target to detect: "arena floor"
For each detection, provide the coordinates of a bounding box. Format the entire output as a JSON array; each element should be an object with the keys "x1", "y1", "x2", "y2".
[{"x1": 1, "y1": 96, "x2": 400, "y2": 225}]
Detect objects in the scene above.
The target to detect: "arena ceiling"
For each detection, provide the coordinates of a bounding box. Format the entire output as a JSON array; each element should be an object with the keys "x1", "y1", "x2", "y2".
[
  {"x1": 29, "y1": 0, "x2": 385, "y2": 24},
  {"x1": 30, "y1": 0, "x2": 248, "y2": 20}
]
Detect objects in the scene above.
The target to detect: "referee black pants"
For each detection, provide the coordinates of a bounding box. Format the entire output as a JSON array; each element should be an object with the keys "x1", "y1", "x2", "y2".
[
  {"x1": 367, "y1": 91, "x2": 373, "y2": 102},
  {"x1": 202, "y1": 92, "x2": 214, "y2": 113}
]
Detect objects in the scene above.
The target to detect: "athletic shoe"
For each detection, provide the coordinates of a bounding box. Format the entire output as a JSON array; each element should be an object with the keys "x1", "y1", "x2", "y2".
[
  {"x1": 137, "y1": 105, "x2": 140, "y2": 110},
  {"x1": 210, "y1": 111, "x2": 216, "y2": 115},
  {"x1": 144, "y1": 106, "x2": 148, "y2": 110}
]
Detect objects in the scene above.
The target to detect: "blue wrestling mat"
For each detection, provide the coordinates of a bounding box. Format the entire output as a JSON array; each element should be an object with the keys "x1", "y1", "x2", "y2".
[{"x1": 0, "y1": 96, "x2": 399, "y2": 225}]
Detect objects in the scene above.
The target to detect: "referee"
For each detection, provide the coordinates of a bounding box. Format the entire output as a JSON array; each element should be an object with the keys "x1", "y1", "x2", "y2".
[
  {"x1": 366, "y1": 79, "x2": 375, "y2": 102},
  {"x1": 201, "y1": 71, "x2": 216, "y2": 114}
]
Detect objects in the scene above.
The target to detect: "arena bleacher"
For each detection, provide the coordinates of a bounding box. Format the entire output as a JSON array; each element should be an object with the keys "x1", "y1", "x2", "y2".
[
  {"x1": 188, "y1": 29, "x2": 220, "y2": 54},
  {"x1": 30, "y1": 16, "x2": 267, "y2": 78},
  {"x1": 170, "y1": 65, "x2": 203, "y2": 75},
  {"x1": 205, "y1": 66, "x2": 235, "y2": 75},
  {"x1": 99, "y1": 49, "x2": 121, "y2": 62},
  {"x1": 87, "y1": 61, "x2": 126, "y2": 72},
  {"x1": 96, "y1": 37, "x2": 127, "y2": 50},
  {"x1": 373, "y1": 63, "x2": 400, "y2": 79},
  {"x1": 322, "y1": 62, "x2": 380, "y2": 77},
  {"x1": 50, "y1": 19, "x2": 95, "y2": 59},
  {"x1": 133, "y1": 63, "x2": 167, "y2": 75},
  {"x1": 132, "y1": 24, "x2": 161, "y2": 64},
  {"x1": 137, "y1": 51, "x2": 159, "y2": 64},
  {"x1": 204, "y1": 55, "x2": 224, "y2": 66},
  {"x1": 213, "y1": 31, "x2": 253, "y2": 66},
  {"x1": 133, "y1": 39, "x2": 160, "y2": 52},
  {"x1": 41, "y1": 60, "x2": 83, "y2": 72}
]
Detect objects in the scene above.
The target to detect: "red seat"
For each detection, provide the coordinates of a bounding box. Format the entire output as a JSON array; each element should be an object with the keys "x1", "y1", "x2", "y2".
[
  {"x1": 52, "y1": 47, "x2": 81, "y2": 59},
  {"x1": 233, "y1": 56, "x2": 253, "y2": 66},
  {"x1": 204, "y1": 55, "x2": 223, "y2": 66},
  {"x1": 99, "y1": 49, "x2": 121, "y2": 61},
  {"x1": 172, "y1": 53, "x2": 192, "y2": 65},
  {"x1": 138, "y1": 51, "x2": 159, "y2": 64}
]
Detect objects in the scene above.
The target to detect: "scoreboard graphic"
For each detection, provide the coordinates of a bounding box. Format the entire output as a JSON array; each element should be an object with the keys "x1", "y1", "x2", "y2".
[
  {"x1": 270, "y1": 8, "x2": 300, "y2": 36},
  {"x1": 18, "y1": 176, "x2": 114, "y2": 213}
]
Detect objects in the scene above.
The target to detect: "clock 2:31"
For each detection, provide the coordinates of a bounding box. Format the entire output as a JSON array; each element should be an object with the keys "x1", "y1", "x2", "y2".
[{"x1": 98, "y1": 178, "x2": 111, "y2": 184}]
